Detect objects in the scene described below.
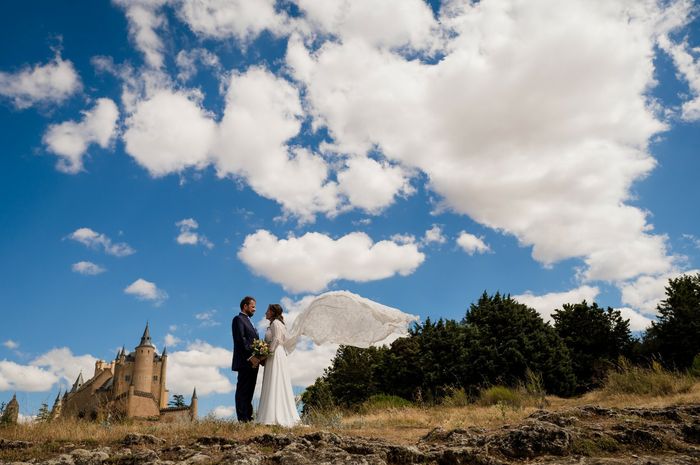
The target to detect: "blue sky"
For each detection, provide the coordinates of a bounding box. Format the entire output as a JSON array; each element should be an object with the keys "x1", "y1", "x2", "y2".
[{"x1": 1, "y1": 0, "x2": 699, "y2": 419}]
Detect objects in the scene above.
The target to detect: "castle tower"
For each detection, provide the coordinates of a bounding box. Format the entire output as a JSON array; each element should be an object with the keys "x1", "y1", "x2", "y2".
[
  {"x1": 159, "y1": 346, "x2": 168, "y2": 409},
  {"x1": 132, "y1": 323, "x2": 155, "y2": 393},
  {"x1": 189, "y1": 388, "x2": 198, "y2": 420},
  {"x1": 1, "y1": 393, "x2": 19, "y2": 425}
]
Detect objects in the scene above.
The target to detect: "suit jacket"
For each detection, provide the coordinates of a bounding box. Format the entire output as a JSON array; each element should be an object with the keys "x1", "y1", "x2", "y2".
[{"x1": 232, "y1": 312, "x2": 259, "y2": 371}]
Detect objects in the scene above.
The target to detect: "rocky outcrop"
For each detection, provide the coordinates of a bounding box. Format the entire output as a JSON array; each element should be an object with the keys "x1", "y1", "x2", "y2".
[{"x1": 2, "y1": 404, "x2": 700, "y2": 464}]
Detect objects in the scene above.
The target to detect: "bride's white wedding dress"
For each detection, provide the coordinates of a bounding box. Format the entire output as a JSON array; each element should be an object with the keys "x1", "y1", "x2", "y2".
[
  {"x1": 256, "y1": 319, "x2": 300, "y2": 426},
  {"x1": 256, "y1": 290, "x2": 418, "y2": 426}
]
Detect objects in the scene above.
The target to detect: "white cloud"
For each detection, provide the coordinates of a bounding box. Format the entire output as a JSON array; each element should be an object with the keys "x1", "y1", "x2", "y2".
[
  {"x1": 67, "y1": 227, "x2": 135, "y2": 257},
  {"x1": 238, "y1": 229, "x2": 425, "y2": 293},
  {"x1": 0, "y1": 361, "x2": 58, "y2": 392},
  {"x1": 617, "y1": 307, "x2": 654, "y2": 332},
  {"x1": 71, "y1": 261, "x2": 106, "y2": 275},
  {"x1": 287, "y1": 0, "x2": 684, "y2": 283},
  {"x1": 112, "y1": 0, "x2": 168, "y2": 69},
  {"x1": 167, "y1": 340, "x2": 233, "y2": 396},
  {"x1": 30, "y1": 347, "x2": 98, "y2": 387},
  {"x1": 618, "y1": 269, "x2": 700, "y2": 316},
  {"x1": 123, "y1": 90, "x2": 217, "y2": 176},
  {"x1": 514, "y1": 285, "x2": 600, "y2": 323},
  {"x1": 336, "y1": 157, "x2": 413, "y2": 214},
  {"x1": 195, "y1": 310, "x2": 220, "y2": 327},
  {"x1": 214, "y1": 68, "x2": 340, "y2": 221},
  {"x1": 0, "y1": 52, "x2": 81, "y2": 109},
  {"x1": 456, "y1": 231, "x2": 490, "y2": 255},
  {"x1": 287, "y1": 339, "x2": 338, "y2": 388},
  {"x1": 43, "y1": 98, "x2": 119, "y2": 174},
  {"x1": 3, "y1": 340, "x2": 19, "y2": 350},
  {"x1": 422, "y1": 224, "x2": 447, "y2": 246},
  {"x1": 176, "y1": 0, "x2": 286, "y2": 41},
  {"x1": 654, "y1": 0, "x2": 700, "y2": 121},
  {"x1": 175, "y1": 48, "x2": 221, "y2": 81},
  {"x1": 124, "y1": 278, "x2": 168, "y2": 304},
  {"x1": 176, "y1": 218, "x2": 213, "y2": 249},
  {"x1": 210, "y1": 405, "x2": 236, "y2": 418},
  {"x1": 164, "y1": 333, "x2": 181, "y2": 347},
  {"x1": 295, "y1": 0, "x2": 439, "y2": 51}
]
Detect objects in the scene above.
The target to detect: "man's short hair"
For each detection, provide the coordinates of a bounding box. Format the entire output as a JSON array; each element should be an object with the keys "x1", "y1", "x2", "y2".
[{"x1": 240, "y1": 296, "x2": 255, "y2": 311}]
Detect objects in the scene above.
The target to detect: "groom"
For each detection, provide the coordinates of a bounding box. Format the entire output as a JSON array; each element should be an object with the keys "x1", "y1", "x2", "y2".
[{"x1": 232, "y1": 295, "x2": 259, "y2": 422}]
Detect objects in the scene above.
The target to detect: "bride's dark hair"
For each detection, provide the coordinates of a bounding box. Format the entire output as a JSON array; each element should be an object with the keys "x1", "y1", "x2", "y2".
[{"x1": 268, "y1": 304, "x2": 284, "y2": 323}]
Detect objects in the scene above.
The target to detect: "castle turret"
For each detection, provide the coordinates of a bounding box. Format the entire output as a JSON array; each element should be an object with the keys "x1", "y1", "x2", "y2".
[
  {"x1": 50, "y1": 391, "x2": 62, "y2": 420},
  {"x1": 71, "y1": 372, "x2": 84, "y2": 392},
  {"x1": 159, "y1": 347, "x2": 168, "y2": 409},
  {"x1": 190, "y1": 388, "x2": 198, "y2": 420},
  {"x1": 132, "y1": 323, "x2": 155, "y2": 393},
  {"x1": 1, "y1": 394, "x2": 19, "y2": 425}
]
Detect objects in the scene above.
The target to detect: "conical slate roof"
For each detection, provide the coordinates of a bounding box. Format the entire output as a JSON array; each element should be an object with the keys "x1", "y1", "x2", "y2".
[
  {"x1": 138, "y1": 322, "x2": 155, "y2": 348},
  {"x1": 71, "y1": 372, "x2": 84, "y2": 392}
]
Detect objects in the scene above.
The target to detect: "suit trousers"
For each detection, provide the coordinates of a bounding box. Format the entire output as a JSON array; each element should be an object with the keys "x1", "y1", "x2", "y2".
[{"x1": 235, "y1": 365, "x2": 259, "y2": 422}]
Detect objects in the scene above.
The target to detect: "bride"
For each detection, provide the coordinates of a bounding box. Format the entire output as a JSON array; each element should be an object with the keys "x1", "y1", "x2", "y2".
[
  {"x1": 256, "y1": 304, "x2": 300, "y2": 426},
  {"x1": 255, "y1": 291, "x2": 418, "y2": 426}
]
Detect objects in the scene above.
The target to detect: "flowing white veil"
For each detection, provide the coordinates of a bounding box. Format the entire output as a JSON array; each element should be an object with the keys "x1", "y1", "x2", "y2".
[{"x1": 283, "y1": 290, "x2": 419, "y2": 354}]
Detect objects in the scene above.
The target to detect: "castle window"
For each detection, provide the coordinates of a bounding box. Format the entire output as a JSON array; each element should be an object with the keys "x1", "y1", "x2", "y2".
[
  {"x1": 125, "y1": 375, "x2": 131, "y2": 382},
  {"x1": 153, "y1": 375, "x2": 158, "y2": 381}
]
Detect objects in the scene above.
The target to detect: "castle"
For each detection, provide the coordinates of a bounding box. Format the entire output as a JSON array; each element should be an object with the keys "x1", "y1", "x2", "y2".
[{"x1": 50, "y1": 324, "x2": 197, "y2": 421}]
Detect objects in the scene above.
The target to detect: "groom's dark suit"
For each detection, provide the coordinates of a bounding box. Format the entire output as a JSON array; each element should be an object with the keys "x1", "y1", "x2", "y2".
[{"x1": 232, "y1": 312, "x2": 259, "y2": 422}]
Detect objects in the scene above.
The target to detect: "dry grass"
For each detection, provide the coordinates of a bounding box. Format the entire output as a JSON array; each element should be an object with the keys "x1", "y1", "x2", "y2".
[{"x1": 3, "y1": 380, "x2": 700, "y2": 449}]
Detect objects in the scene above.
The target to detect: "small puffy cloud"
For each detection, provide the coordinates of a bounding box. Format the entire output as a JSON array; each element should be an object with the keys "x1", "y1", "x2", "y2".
[
  {"x1": 456, "y1": 231, "x2": 490, "y2": 255},
  {"x1": 210, "y1": 405, "x2": 236, "y2": 418},
  {"x1": 195, "y1": 310, "x2": 220, "y2": 327},
  {"x1": 124, "y1": 278, "x2": 168, "y2": 304},
  {"x1": 238, "y1": 229, "x2": 425, "y2": 293},
  {"x1": 164, "y1": 333, "x2": 181, "y2": 347},
  {"x1": 112, "y1": 0, "x2": 168, "y2": 69},
  {"x1": 617, "y1": 307, "x2": 654, "y2": 332},
  {"x1": 71, "y1": 261, "x2": 106, "y2": 275},
  {"x1": 123, "y1": 90, "x2": 217, "y2": 176},
  {"x1": 167, "y1": 340, "x2": 234, "y2": 395},
  {"x1": 618, "y1": 269, "x2": 700, "y2": 316},
  {"x1": 336, "y1": 157, "x2": 413, "y2": 214},
  {"x1": 30, "y1": 347, "x2": 97, "y2": 386},
  {"x1": 67, "y1": 227, "x2": 135, "y2": 257},
  {"x1": 3, "y1": 340, "x2": 19, "y2": 350},
  {"x1": 287, "y1": 339, "x2": 339, "y2": 387},
  {"x1": 176, "y1": 218, "x2": 213, "y2": 249},
  {"x1": 514, "y1": 285, "x2": 600, "y2": 322},
  {"x1": 0, "y1": 361, "x2": 58, "y2": 391},
  {"x1": 176, "y1": 0, "x2": 286, "y2": 41},
  {"x1": 43, "y1": 98, "x2": 119, "y2": 174},
  {"x1": 0, "y1": 52, "x2": 81, "y2": 109},
  {"x1": 422, "y1": 224, "x2": 447, "y2": 246},
  {"x1": 175, "y1": 48, "x2": 221, "y2": 81}
]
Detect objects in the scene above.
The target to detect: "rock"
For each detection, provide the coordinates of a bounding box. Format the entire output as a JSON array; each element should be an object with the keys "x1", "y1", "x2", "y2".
[
  {"x1": 491, "y1": 421, "x2": 571, "y2": 458},
  {"x1": 682, "y1": 421, "x2": 700, "y2": 444},
  {"x1": 250, "y1": 433, "x2": 292, "y2": 449},
  {"x1": 121, "y1": 434, "x2": 165, "y2": 446},
  {"x1": 69, "y1": 449, "x2": 109, "y2": 465},
  {"x1": 385, "y1": 445, "x2": 426, "y2": 464},
  {"x1": 182, "y1": 453, "x2": 210, "y2": 464},
  {"x1": 194, "y1": 437, "x2": 236, "y2": 447},
  {"x1": 0, "y1": 440, "x2": 32, "y2": 450}
]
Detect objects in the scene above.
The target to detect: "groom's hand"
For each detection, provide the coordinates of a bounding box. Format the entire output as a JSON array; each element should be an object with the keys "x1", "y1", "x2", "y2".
[{"x1": 249, "y1": 355, "x2": 260, "y2": 368}]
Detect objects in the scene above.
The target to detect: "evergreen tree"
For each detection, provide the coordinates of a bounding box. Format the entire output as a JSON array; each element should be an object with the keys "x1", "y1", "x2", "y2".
[
  {"x1": 36, "y1": 402, "x2": 50, "y2": 422},
  {"x1": 644, "y1": 273, "x2": 700, "y2": 369},
  {"x1": 553, "y1": 301, "x2": 634, "y2": 392},
  {"x1": 169, "y1": 394, "x2": 186, "y2": 407},
  {"x1": 464, "y1": 292, "x2": 576, "y2": 396}
]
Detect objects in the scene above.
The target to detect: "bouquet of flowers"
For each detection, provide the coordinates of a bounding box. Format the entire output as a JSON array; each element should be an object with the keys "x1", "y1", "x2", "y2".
[{"x1": 248, "y1": 339, "x2": 270, "y2": 367}]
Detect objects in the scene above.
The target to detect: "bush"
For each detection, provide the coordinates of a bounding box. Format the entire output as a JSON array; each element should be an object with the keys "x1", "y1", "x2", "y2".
[
  {"x1": 690, "y1": 354, "x2": 700, "y2": 378},
  {"x1": 359, "y1": 394, "x2": 412, "y2": 413},
  {"x1": 603, "y1": 359, "x2": 695, "y2": 396},
  {"x1": 440, "y1": 387, "x2": 471, "y2": 407},
  {"x1": 478, "y1": 385, "x2": 523, "y2": 408}
]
